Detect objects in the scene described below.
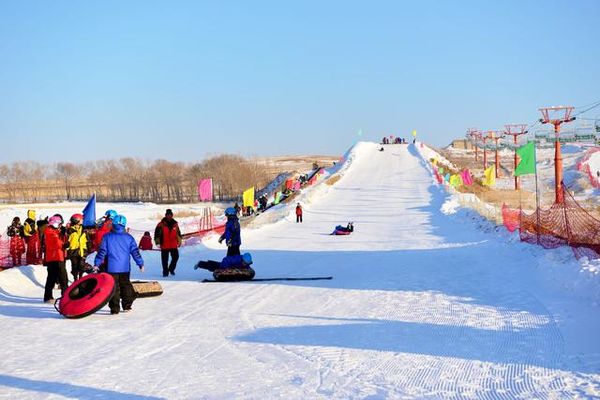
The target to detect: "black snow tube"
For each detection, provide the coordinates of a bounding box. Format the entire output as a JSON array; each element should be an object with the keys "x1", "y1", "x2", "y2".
[{"x1": 213, "y1": 267, "x2": 256, "y2": 282}]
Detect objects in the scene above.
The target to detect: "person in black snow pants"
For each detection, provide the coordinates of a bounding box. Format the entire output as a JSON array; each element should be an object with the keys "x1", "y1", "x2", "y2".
[{"x1": 219, "y1": 207, "x2": 241, "y2": 256}]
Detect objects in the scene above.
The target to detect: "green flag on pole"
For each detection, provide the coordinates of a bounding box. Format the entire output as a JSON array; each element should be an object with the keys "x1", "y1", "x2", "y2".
[{"x1": 514, "y1": 141, "x2": 536, "y2": 176}]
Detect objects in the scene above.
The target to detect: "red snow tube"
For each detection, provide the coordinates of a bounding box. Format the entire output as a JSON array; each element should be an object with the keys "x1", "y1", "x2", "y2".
[
  {"x1": 333, "y1": 229, "x2": 352, "y2": 235},
  {"x1": 213, "y1": 267, "x2": 256, "y2": 282},
  {"x1": 55, "y1": 273, "x2": 116, "y2": 319}
]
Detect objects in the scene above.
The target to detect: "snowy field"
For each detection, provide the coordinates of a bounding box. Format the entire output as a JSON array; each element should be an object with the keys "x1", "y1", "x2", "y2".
[{"x1": 1, "y1": 142, "x2": 600, "y2": 399}]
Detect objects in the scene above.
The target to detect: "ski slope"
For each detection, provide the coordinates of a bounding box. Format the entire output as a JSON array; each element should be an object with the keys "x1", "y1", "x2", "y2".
[{"x1": 1, "y1": 142, "x2": 600, "y2": 399}]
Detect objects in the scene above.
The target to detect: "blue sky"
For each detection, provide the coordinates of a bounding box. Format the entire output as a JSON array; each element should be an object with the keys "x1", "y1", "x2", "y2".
[{"x1": 1, "y1": 0, "x2": 599, "y2": 163}]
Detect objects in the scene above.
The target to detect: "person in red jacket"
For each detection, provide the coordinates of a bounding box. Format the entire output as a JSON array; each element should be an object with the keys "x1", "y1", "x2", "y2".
[
  {"x1": 138, "y1": 231, "x2": 153, "y2": 250},
  {"x1": 43, "y1": 214, "x2": 68, "y2": 303},
  {"x1": 296, "y1": 203, "x2": 303, "y2": 223},
  {"x1": 94, "y1": 209, "x2": 117, "y2": 272},
  {"x1": 154, "y1": 209, "x2": 182, "y2": 277}
]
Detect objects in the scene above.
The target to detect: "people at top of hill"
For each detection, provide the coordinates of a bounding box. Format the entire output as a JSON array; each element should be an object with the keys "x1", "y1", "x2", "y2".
[
  {"x1": 138, "y1": 231, "x2": 153, "y2": 250},
  {"x1": 94, "y1": 214, "x2": 144, "y2": 315},
  {"x1": 23, "y1": 210, "x2": 40, "y2": 264},
  {"x1": 154, "y1": 209, "x2": 182, "y2": 277},
  {"x1": 7, "y1": 217, "x2": 25, "y2": 266},
  {"x1": 66, "y1": 213, "x2": 90, "y2": 281},
  {"x1": 43, "y1": 214, "x2": 68, "y2": 303},
  {"x1": 219, "y1": 207, "x2": 241, "y2": 256}
]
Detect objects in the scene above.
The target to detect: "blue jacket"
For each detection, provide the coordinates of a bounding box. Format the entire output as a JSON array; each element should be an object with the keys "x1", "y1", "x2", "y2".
[
  {"x1": 221, "y1": 217, "x2": 241, "y2": 247},
  {"x1": 94, "y1": 225, "x2": 144, "y2": 273},
  {"x1": 220, "y1": 255, "x2": 248, "y2": 269}
]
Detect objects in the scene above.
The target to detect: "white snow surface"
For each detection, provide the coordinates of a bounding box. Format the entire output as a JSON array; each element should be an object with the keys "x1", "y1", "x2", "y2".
[{"x1": 1, "y1": 142, "x2": 600, "y2": 399}]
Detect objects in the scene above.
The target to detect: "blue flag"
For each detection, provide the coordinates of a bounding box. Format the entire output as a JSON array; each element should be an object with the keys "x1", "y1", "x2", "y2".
[{"x1": 82, "y1": 194, "x2": 96, "y2": 228}]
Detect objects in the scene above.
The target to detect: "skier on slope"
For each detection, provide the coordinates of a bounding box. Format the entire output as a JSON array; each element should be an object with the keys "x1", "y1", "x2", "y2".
[{"x1": 219, "y1": 207, "x2": 241, "y2": 256}]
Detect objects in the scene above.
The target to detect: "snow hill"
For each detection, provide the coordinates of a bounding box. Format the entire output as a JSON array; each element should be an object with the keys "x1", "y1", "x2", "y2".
[{"x1": 1, "y1": 142, "x2": 599, "y2": 399}]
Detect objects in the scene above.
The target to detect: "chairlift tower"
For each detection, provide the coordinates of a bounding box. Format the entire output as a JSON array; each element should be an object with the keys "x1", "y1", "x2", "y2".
[
  {"x1": 467, "y1": 128, "x2": 481, "y2": 162},
  {"x1": 503, "y1": 124, "x2": 528, "y2": 190},
  {"x1": 491, "y1": 132, "x2": 505, "y2": 178},
  {"x1": 482, "y1": 131, "x2": 496, "y2": 170},
  {"x1": 539, "y1": 106, "x2": 575, "y2": 204}
]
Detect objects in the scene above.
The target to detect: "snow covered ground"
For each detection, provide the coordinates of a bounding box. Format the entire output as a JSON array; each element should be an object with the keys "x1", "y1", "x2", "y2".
[{"x1": 1, "y1": 142, "x2": 600, "y2": 399}]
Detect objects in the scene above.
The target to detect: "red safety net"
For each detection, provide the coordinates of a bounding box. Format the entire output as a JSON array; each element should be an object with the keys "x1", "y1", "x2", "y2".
[
  {"x1": 576, "y1": 148, "x2": 600, "y2": 189},
  {"x1": 503, "y1": 187, "x2": 600, "y2": 259}
]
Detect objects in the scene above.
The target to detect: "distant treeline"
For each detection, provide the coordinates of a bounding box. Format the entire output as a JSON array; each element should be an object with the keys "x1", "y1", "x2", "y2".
[{"x1": 0, "y1": 155, "x2": 274, "y2": 204}]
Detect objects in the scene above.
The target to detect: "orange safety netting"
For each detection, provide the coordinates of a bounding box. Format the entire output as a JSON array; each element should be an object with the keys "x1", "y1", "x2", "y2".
[{"x1": 503, "y1": 187, "x2": 600, "y2": 259}]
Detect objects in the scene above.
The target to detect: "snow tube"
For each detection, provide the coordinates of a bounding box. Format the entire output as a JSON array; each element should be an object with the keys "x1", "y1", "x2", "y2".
[
  {"x1": 332, "y1": 229, "x2": 352, "y2": 235},
  {"x1": 132, "y1": 280, "x2": 163, "y2": 298},
  {"x1": 55, "y1": 273, "x2": 116, "y2": 319},
  {"x1": 213, "y1": 267, "x2": 256, "y2": 282}
]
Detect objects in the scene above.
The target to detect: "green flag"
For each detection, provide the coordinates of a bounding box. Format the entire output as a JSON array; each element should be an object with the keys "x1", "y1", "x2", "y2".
[{"x1": 514, "y1": 141, "x2": 536, "y2": 176}]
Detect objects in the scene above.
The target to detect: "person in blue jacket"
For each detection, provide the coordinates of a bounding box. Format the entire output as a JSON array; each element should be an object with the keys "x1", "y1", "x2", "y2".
[
  {"x1": 194, "y1": 252, "x2": 253, "y2": 272},
  {"x1": 94, "y1": 215, "x2": 144, "y2": 315},
  {"x1": 219, "y1": 207, "x2": 241, "y2": 256}
]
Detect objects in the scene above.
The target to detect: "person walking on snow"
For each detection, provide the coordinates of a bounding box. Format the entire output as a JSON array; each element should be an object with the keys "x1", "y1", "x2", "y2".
[
  {"x1": 94, "y1": 215, "x2": 144, "y2": 314},
  {"x1": 154, "y1": 209, "x2": 182, "y2": 277},
  {"x1": 219, "y1": 207, "x2": 241, "y2": 256},
  {"x1": 23, "y1": 210, "x2": 39, "y2": 264},
  {"x1": 7, "y1": 217, "x2": 25, "y2": 266},
  {"x1": 296, "y1": 203, "x2": 303, "y2": 223},
  {"x1": 43, "y1": 215, "x2": 68, "y2": 303}
]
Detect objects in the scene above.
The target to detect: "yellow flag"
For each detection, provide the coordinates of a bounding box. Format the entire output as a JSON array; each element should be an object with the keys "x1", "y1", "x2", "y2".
[
  {"x1": 243, "y1": 187, "x2": 255, "y2": 207},
  {"x1": 412, "y1": 130, "x2": 417, "y2": 137},
  {"x1": 483, "y1": 166, "x2": 495, "y2": 187}
]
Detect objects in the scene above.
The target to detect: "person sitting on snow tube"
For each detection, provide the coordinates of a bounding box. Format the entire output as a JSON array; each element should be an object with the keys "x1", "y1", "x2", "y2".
[
  {"x1": 194, "y1": 253, "x2": 255, "y2": 281},
  {"x1": 332, "y1": 222, "x2": 354, "y2": 235}
]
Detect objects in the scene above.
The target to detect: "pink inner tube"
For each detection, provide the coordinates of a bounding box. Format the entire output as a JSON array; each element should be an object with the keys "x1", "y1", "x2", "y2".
[{"x1": 56, "y1": 273, "x2": 116, "y2": 319}]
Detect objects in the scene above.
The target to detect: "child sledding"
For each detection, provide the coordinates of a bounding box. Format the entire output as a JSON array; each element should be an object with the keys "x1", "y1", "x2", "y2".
[
  {"x1": 194, "y1": 252, "x2": 255, "y2": 282},
  {"x1": 331, "y1": 222, "x2": 354, "y2": 235}
]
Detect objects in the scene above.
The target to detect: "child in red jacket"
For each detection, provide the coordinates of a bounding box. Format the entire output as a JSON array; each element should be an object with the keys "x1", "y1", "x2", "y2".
[
  {"x1": 295, "y1": 203, "x2": 303, "y2": 223},
  {"x1": 139, "y1": 231, "x2": 153, "y2": 250}
]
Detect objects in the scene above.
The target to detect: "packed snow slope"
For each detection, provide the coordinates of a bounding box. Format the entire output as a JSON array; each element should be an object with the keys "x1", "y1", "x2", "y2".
[{"x1": 2, "y1": 142, "x2": 600, "y2": 399}]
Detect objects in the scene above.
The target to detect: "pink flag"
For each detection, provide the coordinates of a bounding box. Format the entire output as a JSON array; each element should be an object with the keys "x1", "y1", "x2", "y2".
[
  {"x1": 198, "y1": 178, "x2": 213, "y2": 201},
  {"x1": 461, "y1": 169, "x2": 473, "y2": 186}
]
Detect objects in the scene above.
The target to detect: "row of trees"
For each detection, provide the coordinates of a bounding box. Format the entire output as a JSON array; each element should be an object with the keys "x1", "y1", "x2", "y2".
[{"x1": 0, "y1": 155, "x2": 273, "y2": 204}]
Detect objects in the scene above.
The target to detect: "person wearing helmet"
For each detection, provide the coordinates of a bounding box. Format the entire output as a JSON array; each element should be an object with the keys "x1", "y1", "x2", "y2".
[
  {"x1": 194, "y1": 252, "x2": 253, "y2": 272},
  {"x1": 93, "y1": 209, "x2": 117, "y2": 268},
  {"x1": 94, "y1": 214, "x2": 144, "y2": 315},
  {"x1": 219, "y1": 207, "x2": 241, "y2": 256},
  {"x1": 67, "y1": 213, "x2": 89, "y2": 281},
  {"x1": 154, "y1": 209, "x2": 182, "y2": 277},
  {"x1": 23, "y1": 210, "x2": 40, "y2": 264},
  {"x1": 43, "y1": 215, "x2": 68, "y2": 303}
]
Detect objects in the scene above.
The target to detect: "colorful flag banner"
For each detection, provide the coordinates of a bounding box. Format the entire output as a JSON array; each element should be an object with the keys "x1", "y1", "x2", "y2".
[
  {"x1": 198, "y1": 178, "x2": 213, "y2": 202},
  {"x1": 243, "y1": 187, "x2": 255, "y2": 207},
  {"x1": 514, "y1": 142, "x2": 536, "y2": 177},
  {"x1": 82, "y1": 194, "x2": 96, "y2": 228},
  {"x1": 483, "y1": 165, "x2": 496, "y2": 186},
  {"x1": 461, "y1": 169, "x2": 473, "y2": 186}
]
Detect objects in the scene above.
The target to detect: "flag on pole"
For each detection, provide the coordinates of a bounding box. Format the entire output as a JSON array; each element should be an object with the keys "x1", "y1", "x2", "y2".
[
  {"x1": 514, "y1": 142, "x2": 536, "y2": 177},
  {"x1": 243, "y1": 187, "x2": 255, "y2": 207},
  {"x1": 82, "y1": 193, "x2": 96, "y2": 228},
  {"x1": 198, "y1": 178, "x2": 213, "y2": 201},
  {"x1": 483, "y1": 165, "x2": 496, "y2": 186}
]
